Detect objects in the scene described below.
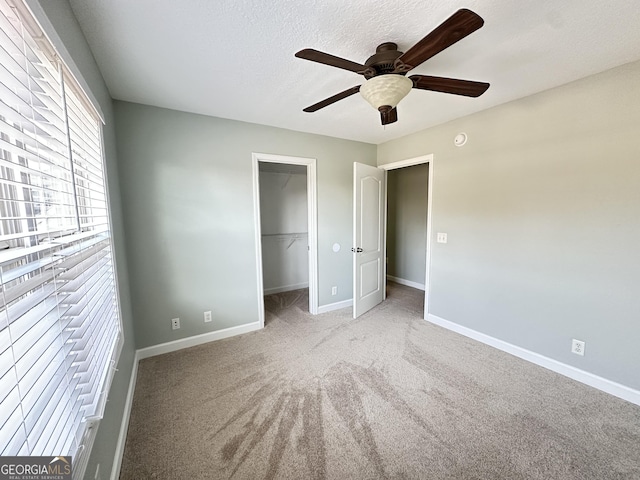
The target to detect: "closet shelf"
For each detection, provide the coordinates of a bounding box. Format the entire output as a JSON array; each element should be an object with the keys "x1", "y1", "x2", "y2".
[
  {"x1": 261, "y1": 232, "x2": 308, "y2": 249},
  {"x1": 261, "y1": 232, "x2": 308, "y2": 237}
]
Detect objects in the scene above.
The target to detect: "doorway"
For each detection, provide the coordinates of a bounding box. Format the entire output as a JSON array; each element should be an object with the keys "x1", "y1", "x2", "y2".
[
  {"x1": 353, "y1": 155, "x2": 432, "y2": 319},
  {"x1": 382, "y1": 155, "x2": 432, "y2": 318},
  {"x1": 385, "y1": 162, "x2": 429, "y2": 313},
  {"x1": 252, "y1": 153, "x2": 318, "y2": 328}
]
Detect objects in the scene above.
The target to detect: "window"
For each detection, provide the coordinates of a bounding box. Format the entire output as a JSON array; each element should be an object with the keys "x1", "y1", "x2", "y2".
[{"x1": 0, "y1": 0, "x2": 122, "y2": 476}]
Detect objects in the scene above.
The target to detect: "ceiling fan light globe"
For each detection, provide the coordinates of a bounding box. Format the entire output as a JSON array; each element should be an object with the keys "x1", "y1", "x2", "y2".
[{"x1": 360, "y1": 75, "x2": 413, "y2": 110}]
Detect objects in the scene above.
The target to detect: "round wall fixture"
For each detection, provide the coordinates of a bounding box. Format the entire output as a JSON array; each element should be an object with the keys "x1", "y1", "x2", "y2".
[
  {"x1": 454, "y1": 132, "x2": 468, "y2": 147},
  {"x1": 332, "y1": 243, "x2": 341, "y2": 253}
]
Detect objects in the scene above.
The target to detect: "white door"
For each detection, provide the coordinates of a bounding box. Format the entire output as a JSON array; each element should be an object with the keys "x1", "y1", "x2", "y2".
[{"x1": 353, "y1": 162, "x2": 385, "y2": 318}]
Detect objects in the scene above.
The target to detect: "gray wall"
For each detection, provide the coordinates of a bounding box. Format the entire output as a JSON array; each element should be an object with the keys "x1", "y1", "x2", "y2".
[
  {"x1": 378, "y1": 60, "x2": 640, "y2": 390},
  {"x1": 27, "y1": 1, "x2": 136, "y2": 479},
  {"x1": 386, "y1": 164, "x2": 428, "y2": 286},
  {"x1": 114, "y1": 101, "x2": 376, "y2": 348}
]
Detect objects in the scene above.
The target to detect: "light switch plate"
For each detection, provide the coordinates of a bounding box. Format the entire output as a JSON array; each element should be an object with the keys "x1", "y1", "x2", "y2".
[{"x1": 436, "y1": 232, "x2": 448, "y2": 244}]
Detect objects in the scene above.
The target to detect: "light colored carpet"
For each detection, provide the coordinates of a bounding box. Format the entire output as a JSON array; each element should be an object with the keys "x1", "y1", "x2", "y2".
[{"x1": 120, "y1": 283, "x2": 640, "y2": 479}]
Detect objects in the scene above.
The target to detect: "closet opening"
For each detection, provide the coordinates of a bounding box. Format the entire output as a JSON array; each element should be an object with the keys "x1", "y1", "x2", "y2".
[{"x1": 252, "y1": 153, "x2": 318, "y2": 328}]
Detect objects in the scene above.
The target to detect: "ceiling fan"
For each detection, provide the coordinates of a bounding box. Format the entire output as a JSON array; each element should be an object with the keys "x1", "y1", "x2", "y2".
[{"x1": 295, "y1": 8, "x2": 490, "y2": 125}]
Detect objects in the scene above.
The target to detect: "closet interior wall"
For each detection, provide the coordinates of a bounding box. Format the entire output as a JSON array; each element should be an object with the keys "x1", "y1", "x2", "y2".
[
  {"x1": 259, "y1": 163, "x2": 309, "y2": 295},
  {"x1": 387, "y1": 163, "x2": 428, "y2": 289}
]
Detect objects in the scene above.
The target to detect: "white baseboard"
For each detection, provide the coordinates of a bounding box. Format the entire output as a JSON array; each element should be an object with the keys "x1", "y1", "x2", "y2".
[
  {"x1": 110, "y1": 352, "x2": 139, "y2": 480},
  {"x1": 387, "y1": 275, "x2": 425, "y2": 291},
  {"x1": 137, "y1": 322, "x2": 263, "y2": 360},
  {"x1": 427, "y1": 314, "x2": 640, "y2": 406},
  {"x1": 264, "y1": 282, "x2": 309, "y2": 295},
  {"x1": 317, "y1": 298, "x2": 353, "y2": 314}
]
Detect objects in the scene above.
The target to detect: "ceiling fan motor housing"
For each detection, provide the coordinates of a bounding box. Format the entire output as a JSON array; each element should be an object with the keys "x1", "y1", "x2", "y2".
[{"x1": 364, "y1": 42, "x2": 405, "y2": 78}]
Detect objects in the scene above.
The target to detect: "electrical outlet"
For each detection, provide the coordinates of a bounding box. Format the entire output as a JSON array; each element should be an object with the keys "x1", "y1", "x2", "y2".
[
  {"x1": 204, "y1": 311, "x2": 212, "y2": 323},
  {"x1": 171, "y1": 318, "x2": 180, "y2": 330},
  {"x1": 331, "y1": 286, "x2": 337, "y2": 296},
  {"x1": 571, "y1": 339, "x2": 585, "y2": 356},
  {"x1": 436, "y1": 232, "x2": 448, "y2": 244}
]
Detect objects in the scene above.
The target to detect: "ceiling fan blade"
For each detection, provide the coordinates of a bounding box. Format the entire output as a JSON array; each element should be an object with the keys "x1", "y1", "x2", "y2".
[
  {"x1": 295, "y1": 49, "x2": 367, "y2": 74},
  {"x1": 303, "y1": 85, "x2": 361, "y2": 112},
  {"x1": 410, "y1": 75, "x2": 489, "y2": 97},
  {"x1": 380, "y1": 107, "x2": 398, "y2": 125},
  {"x1": 396, "y1": 9, "x2": 484, "y2": 71}
]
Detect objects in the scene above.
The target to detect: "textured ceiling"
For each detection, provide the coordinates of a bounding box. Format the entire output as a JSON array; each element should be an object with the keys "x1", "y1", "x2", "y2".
[{"x1": 68, "y1": 0, "x2": 640, "y2": 145}]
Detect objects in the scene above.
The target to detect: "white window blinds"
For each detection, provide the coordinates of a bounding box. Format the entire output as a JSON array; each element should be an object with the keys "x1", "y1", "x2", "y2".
[{"x1": 0, "y1": 0, "x2": 121, "y2": 471}]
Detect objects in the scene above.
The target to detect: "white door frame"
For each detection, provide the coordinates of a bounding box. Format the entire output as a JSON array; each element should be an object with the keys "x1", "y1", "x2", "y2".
[
  {"x1": 379, "y1": 154, "x2": 433, "y2": 319},
  {"x1": 252, "y1": 152, "x2": 319, "y2": 327}
]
